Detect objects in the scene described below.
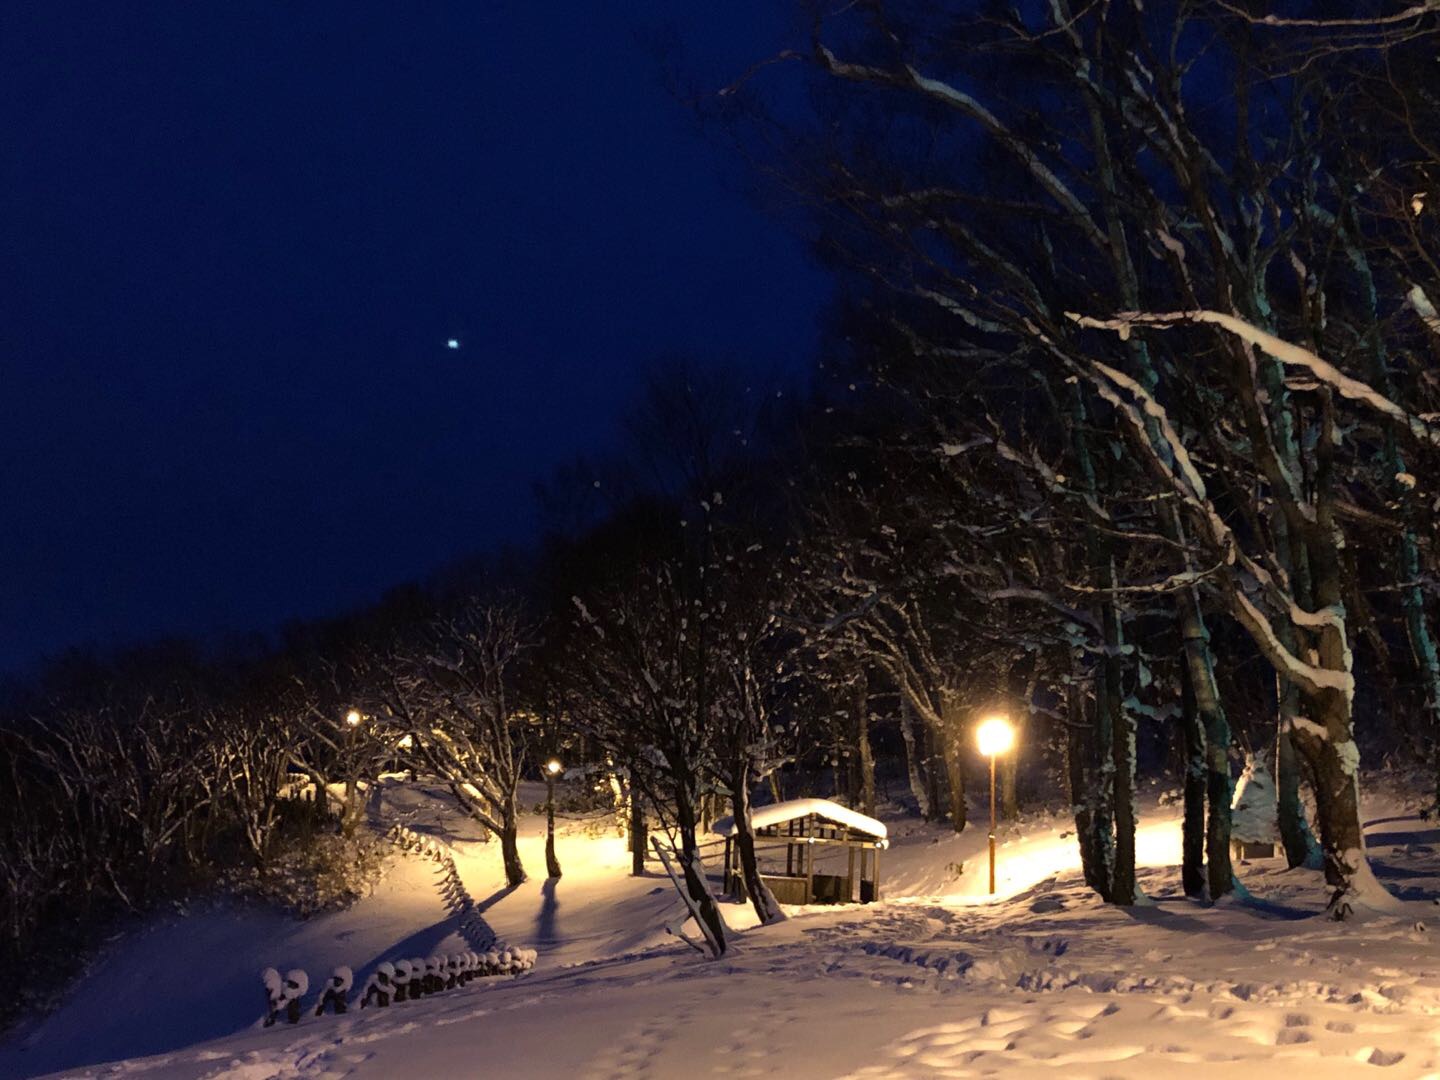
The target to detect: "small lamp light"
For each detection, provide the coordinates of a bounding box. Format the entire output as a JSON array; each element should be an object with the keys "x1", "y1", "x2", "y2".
[
  {"x1": 546, "y1": 759, "x2": 563, "y2": 776},
  {"x1": 345, "y1": 710, "x2": 362, "y2": 727}
]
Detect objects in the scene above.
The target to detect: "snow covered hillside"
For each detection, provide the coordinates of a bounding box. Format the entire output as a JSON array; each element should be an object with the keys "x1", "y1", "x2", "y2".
[{"x1": 7, "y1": 781, "x2": 1440, "y2": 1078}]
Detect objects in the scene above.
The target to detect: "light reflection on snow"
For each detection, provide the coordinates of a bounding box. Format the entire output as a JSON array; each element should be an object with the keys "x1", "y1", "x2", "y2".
[{"x1": 944, "y1": 818, "x2": 1182, "y2": 905}]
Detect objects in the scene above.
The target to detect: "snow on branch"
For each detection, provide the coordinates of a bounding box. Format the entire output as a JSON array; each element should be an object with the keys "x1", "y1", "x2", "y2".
[
  {"x1": 1053, "y1": 319, "x2": 1359, "y2": 701},
  {"x1": 917, "y1": 287, "x2": 1009, "y2": 335},
  {"x1": 1069, "y1": 309, "x2": 1440, "y2": 445},
  {"x1": 1408, "y1": 285, "x2": 1440, "y2": 341},
  {"x1": 1090, "y1": 359, "x2": 1209, "y2": 501},
  {"x1": 813, "y1": 44, "x2": 1108, "y2": 251},
  {"x1": 986, "y1": 587, "x2": 1101, "y2": 632},
  {"x1": 1062, "y1": 560, "x2": 1226, "y2": 597},
  {"x1": 1214, "y1": 1, "x2": 1440, "y2": 30},
  {"x1": 1231, "y1": 589, "x2": 1355, "y2": 703}
]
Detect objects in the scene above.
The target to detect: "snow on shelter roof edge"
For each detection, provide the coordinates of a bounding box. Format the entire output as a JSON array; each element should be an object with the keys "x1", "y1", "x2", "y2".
[{"x1": 710, "y1": 797, "x2": 888, "y2": 841}]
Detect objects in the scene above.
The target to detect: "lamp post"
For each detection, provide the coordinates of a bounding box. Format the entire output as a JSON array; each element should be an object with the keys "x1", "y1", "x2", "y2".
[
  {"x1": 976, "y1": 715, "x2": 1015, "y2": 894},
  {"x1": 545, "y1": 758, "x2": 563, "y2": 879}
]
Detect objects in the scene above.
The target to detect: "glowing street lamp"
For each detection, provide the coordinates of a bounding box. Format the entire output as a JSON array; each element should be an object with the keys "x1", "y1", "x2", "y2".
[
  {"x1": 976, "y1": 715, "x2": 1015, "y2": 894},
  {"x1": 345, "y1": 709, "x2": 362, "y2": 727},
  {"x1": 545, "y1": 759, "x2": 563, "y2": 879}
]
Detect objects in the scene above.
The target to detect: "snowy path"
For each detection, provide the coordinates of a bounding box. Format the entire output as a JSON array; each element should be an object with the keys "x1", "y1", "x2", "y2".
[
  {"x1": 40, "y1": 864, "x2": 1440, "y2": 1078},
  {"x1": 10, "y1": 784, "x2": 1440, "y2": 1078}
]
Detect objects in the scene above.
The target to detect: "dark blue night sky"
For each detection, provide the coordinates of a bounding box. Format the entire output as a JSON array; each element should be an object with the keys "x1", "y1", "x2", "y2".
[{"x1": 1, "y1": 4, "x2": 828, "y2": 671}]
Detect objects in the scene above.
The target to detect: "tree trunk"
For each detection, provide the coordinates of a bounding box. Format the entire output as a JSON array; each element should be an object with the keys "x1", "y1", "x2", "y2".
[
  {"x1": 1000, "y1": 659, "x2": 1036, "y2": 821},
  {"x1": 1103, "y1": 594, "x2": 1136, "y2": 905},
  {"x1": 1179, "y1": 658, "x2": 1207, "y2": 899},
  {"x1": 545, "y1": 775, "x2": 562, "y2": 879},
  {"x1": 939, "y1": 690, "x2": 967, "y2": 832},
  {"x1": 500, "y1": 813, "x2": 526, "y2": 887},
  {"x1": 1064, "y1": 659, "x2": 1106, "y2": 899},
  {"x1": 730, "y1": 761, "x2": 785, "y2": 925},
  {"x1": 629, "y1": 790, "x2": 647, "y2": 878},
  {"x1": 1345, "y1": 222, "x2": 1440, "y2": 818},
  {"x1": 1000, "y1": 739, "x2": 1019, "y2": 821},
  {"x1": 1086, "y1": 636, "x2": 1117, "y2": 899},
  {"x1": 1292, "y1": 682, "x2": 1373, "y2": 915},
  {"x1": 854, "y1": 674, "x2": 877, "y2": 817},
  {"x1": 673, "y1": 784, "x2": 729, "y2": 952},
  {"x1": 1174, "y1": 593, "x2": 1235, "y2": 900},
  {"x1": 1290, "y1": 465, "x2": 1379, "y2": 916},
  {"x1": 923, "y1": 712, "x2": 947, "y2": 825},
  {"x1": 1276, "y1": 714, "x2": 1318, "y2": 869},
  {"x1": 1066, "y1": 383, "x2": 1115, "y2": 901},
  {"x1": 898, "y1": 696, "x2": 933, "y2": 818},
  {"x1": 1397, "y1": 547, "x2": 1440, "y2": 816}
]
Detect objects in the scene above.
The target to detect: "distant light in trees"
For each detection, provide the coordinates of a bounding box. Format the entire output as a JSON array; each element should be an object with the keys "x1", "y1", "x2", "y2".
[
  {"x1": 345, "y1": 710, "x2": 362, "y2": 727},
  {"x1": 547, "y1": 758, "x2": 563, "y2": 776}
]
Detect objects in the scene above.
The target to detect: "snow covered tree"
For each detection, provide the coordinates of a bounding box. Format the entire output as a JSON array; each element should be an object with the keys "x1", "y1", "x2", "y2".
[
  {"x1": 713, "y1": 0, "x2": 1440, "y2": 912},
  {"x1": 376, "y1": 601, "x2": 535, "y2": 887}
]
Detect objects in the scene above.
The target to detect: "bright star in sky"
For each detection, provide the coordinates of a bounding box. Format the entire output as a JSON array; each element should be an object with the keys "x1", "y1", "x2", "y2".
[{"x1": 446, "y1": 338, "x2": 460, "y2": 350}]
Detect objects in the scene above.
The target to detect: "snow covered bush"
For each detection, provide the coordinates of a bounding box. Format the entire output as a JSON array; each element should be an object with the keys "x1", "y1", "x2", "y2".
[
  {"x1": 1231, "y1": 753, "x2": 1281, "y2": 850},
  {"x1": 230, "y1": 828, "x2": 391, "y2": 918},
  {"x1": 390, "y1": 959, "x2": 412, "y2": 1002},
  {"x1": 313, "y1": 966, "x2": 352, "y2": 1016},
  {"x1": 281, "y1": 969, "x2": 308, "y2": 1024},
  {"x1": 360, "y1": 962, "x2": 395, "y2": 1008}
]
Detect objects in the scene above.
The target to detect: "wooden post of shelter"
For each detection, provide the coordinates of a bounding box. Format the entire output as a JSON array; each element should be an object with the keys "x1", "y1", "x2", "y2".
[{"x1": 804, "y1": 815, "x2": 815, "y2": 904}]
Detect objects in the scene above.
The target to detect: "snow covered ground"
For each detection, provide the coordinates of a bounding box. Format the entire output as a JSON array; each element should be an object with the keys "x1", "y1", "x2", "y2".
[{"x1": 7, "y1": 779, "x2": 1440, "y2": 1079}]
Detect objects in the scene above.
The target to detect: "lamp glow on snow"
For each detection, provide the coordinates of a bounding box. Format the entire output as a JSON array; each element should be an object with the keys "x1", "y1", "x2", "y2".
[{"x1": 976, "y1": 715, "x2": 1015, "y2": 895}]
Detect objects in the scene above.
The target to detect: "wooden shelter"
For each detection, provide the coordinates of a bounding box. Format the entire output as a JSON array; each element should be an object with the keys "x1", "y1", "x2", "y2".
[{"x1": 711, "y1": 798, "x2": 887, "y2": 906}]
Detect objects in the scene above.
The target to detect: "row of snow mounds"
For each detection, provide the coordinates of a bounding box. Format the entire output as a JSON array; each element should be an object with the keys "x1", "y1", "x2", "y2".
[
  {"x1": 259, "y1": 949, "x2": 539, "y2": 1026},
  {"x1": 383, "y1": 823, "x2": 495, "y2": 951},
  {"x1": 385, "y1": 822, "x2": 457, "y2": 863},
  {"x1": 357, "y1": 949, "x2": 539, "y2": 1009},
  {"x1": 261, "y1": 966, "x2": 350, "y2": 1026}
]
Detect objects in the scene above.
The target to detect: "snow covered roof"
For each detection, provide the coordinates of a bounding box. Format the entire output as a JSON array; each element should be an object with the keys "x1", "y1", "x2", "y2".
[{"x1": 710, "y1": 798, "x2": 888, "y2": 841}]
